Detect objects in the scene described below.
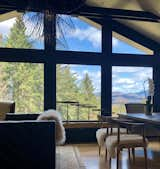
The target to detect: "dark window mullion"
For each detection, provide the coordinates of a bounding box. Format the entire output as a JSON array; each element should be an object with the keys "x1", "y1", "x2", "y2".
[
  {"x1": 44, "y1": 11, "x2": 56, "y2": 110},
  {"x1": 153, "y1": 50, "x2": 160, "y2": 112},
  {"x1": 101, "y1": 17, "x2": 112, "y2": 116}
]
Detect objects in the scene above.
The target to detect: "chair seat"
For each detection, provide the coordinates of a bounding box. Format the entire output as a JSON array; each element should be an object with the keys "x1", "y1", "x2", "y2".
[
  {"x1": 96, "y1": 128, "x2": 107, "y2": 146},
  {"x1": 96, "y1": 128, "x2": 127, "y2": 147},
  {"x1": 105, "y1": 134, "x2": 147, "y2": 158}
]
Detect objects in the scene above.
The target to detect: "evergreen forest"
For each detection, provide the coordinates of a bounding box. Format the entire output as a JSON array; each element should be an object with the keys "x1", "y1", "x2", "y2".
[{"x1": 0, "y1": 15, "x2": 101, "y2": 120}]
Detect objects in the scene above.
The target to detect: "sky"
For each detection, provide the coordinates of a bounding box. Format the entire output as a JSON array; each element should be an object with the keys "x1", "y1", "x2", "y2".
[
  {"x1": 0, "y1": 13, "x2": 153, "y2": 96},
  {"x1": 57, "y1": 15, "x2": 152, "y2": 95}
]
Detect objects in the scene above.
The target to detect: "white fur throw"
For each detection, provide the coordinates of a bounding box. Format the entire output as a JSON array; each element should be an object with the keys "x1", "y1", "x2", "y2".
[{"x1": 37, "y1": 109, "x2": 66, "y2": 145}]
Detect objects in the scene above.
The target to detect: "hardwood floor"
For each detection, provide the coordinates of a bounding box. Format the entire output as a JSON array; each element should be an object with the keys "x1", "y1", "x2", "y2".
[{"x1": 72, "y1": 141, "x2": 160, "y2": 169}]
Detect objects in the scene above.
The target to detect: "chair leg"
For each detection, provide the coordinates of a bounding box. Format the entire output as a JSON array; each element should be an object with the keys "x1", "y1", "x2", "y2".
[
  {"x1": 98, "y1": 146, "x2": 101, "y2": 156},
  {"x1": 105, "y1": 148, "x2": 108, "y2": 160},
  {"x1": 128, "y1": 148, "x2": 131, "y2": 161},
  {"x1": 144, "y1": 147, "x2": 148, "y2": 169},
  {"x1": 117, "y1": 148, "x2": 120, "y2": 169},
  {"x1": 132, "y1": 148, "x2": 135, "y2": 164},
  {"x1": 109, "y1": 157, "x2": 111, "y2": 169}
]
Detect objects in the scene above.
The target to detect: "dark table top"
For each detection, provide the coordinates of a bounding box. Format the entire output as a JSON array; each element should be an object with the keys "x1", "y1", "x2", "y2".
[{"x1": 119, "y1": 113, "x2": 160, "y2": 126}]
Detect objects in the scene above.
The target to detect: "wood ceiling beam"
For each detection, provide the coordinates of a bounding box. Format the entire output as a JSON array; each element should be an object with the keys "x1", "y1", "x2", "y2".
[
  {"x1": 0, "y1": 1, "x2": 160, "y2": 51},
  {"x1": 0, "y1": 1, "x2": 160, "y2": 22},
  {"x1": 0, "y1": 10, "x2": 21, "y2": 22},
  {"x1": 78, "y1": 6, "x2": 160, "y2": 22},
  {"x1": 112, "y1": 20, "x2": 160, "y2": 51},
  {"x1": 87, "y1": 17, "x2": 160, "y2": 51}
]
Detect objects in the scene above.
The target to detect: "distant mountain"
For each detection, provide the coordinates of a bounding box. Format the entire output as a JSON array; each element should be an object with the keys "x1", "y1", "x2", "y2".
[
  {"x1": 112, "y1": 91, "x2": 145, "y2": 103},
  {"x1": 95, "y1": 91, "x2": 146, "y2": 103}
]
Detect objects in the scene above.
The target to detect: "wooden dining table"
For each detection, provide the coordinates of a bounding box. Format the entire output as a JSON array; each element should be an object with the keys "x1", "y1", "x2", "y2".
[{"x1": 119, "y1": 113, "x2": 160, "y2": 127}]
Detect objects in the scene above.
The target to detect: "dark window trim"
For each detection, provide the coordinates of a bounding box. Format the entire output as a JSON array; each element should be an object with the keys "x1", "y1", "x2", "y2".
[{"x1": 0, "y1": 12, "x2": 159, "y2": 119}]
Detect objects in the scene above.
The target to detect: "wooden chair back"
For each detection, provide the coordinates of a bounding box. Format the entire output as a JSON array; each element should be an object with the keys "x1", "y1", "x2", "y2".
[
  {"x1": 125, "y1": 103, "x2": 146, "y2": 114},
  {"x1": 0, "y1": 102, "x2": 15, "y2": 114}
]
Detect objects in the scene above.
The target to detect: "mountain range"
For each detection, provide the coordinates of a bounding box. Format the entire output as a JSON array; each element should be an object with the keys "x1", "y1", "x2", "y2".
[
  {"x1": 112, "y1": 91, "x2": 146, "y2": 103},
  {"x1": 95, "y1": 91, "x2": 146, "y2": 103}
]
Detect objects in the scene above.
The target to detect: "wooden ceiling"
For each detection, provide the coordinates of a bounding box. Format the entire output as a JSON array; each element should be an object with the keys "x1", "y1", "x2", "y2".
[
  {"x1": 87, "y1": 0, "x2": 160, "y2": 44},
  {"x1": 0, "y1": 0, "x2": 160, "y2": 50}
]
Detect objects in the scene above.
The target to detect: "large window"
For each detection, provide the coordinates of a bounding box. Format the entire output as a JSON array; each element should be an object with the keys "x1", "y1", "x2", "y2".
[
  {"x1": 0, "y1": 62, "x2": 44, "y2": 113},
  {"x1": 56, "y1": 15, "x2": 102, "y2": 52},
  {"x1": 112, "y1": 66, "x2": 153, "y2": 116},
  {"x1": 56, "y1": 64, "x2": 101, "y2": 120},
  {"x1": 0, "y1": 12, "x2": 44, "y2": 49}
]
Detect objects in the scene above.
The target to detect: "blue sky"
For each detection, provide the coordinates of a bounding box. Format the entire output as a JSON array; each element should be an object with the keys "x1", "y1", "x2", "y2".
[
  {"x1": 0, "y1": 14, "x2": 153, "y2": 95},
  {"x1": 56, "y1": 16, "x2": 152, "y2": 95},
  {"x1": 57, "y1": 15, "x2": 146, "y2": 54}
]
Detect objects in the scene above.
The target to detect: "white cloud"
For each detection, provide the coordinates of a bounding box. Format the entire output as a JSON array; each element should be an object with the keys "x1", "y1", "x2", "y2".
[
  {"x1": 66, "y1": 27, "x2": 119, "y2": 49},
  {"x1": 71, "y1": 66, "x2": 152, "y2": 94},
  {"x1": 113, "y1": 37, "x2": 119, "y2": 47},
  {"x1": 88, "y1": 71, "x2": 101, "y2": 91},
  {"x1": 68, "y1": 27, "x2": 101, "y2": 48},
  {"x1": 135, "y1": 69, "x2": 152, "y2": 80},
  {"x1": 112, "y1": 67, "x2": 153, "y2": 87},
  {"x1": 112, "y1": 66, "x2": 153, "y2": 93},
  {"x1": 82, "y1": 70, "x2": 89, "y2": 75},
  {"x1": 116, "y1": 78, "x2": 135, "y2": 85},
  {"x1": 0, "y1": 16, "x2": 43, "y2": 41},
  {"x1": 113, "y1": 82, "x2": 143, "y2": 93},
  {"x1": 70, "y1": 65, "x2": 152, "y2": 94},
  {"x1": 70, "y1": 67, "x2": 101, "y2": 93},
  {"x1": 0, "y1": 18, "x2": 16, "y2": 36},
  {"x1": 113, "y1": 66, "x2": 140, "y2": 73},
  {"x1": 112, "y1": 68, "x2": 152, "y2": 93},
  {"x1": 112, "y1": 86, "x2": 123, "y2": 91},
  {"x1": 75, "y1": 74, "x2": 83, "y2": 81},
  {"x1": 96, "y1": 71, "x2": 101, "y2": 78}
]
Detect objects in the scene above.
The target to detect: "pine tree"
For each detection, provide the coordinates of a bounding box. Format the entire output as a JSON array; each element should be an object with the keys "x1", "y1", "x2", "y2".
[
  {"x1": 5, "y1": 16, "x2": 32, "y2": 48},
  {"x1": 3, "y1": 16, "x2": 44, "y2": 113},
  {"x1": 79, "y1": 73, "x2": 100, "y2": 120},
  {"x1": 80, "y1": 73, "x2": 95, "y2": 103},
  {"x1": 56, "y1": 65, "x2": 79, "y2": 120},
  {"x1": 57, "y1": 65, "x2": 78, "y2": 101}
]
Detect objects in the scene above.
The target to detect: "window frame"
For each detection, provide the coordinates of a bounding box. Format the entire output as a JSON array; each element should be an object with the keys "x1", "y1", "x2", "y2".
[{"x1": 0, "y1": 10, "x2": 159, "y2": 119}]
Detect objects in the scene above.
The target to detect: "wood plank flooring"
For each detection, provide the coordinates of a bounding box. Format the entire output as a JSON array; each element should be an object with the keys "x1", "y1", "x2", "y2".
[{"x1": 72, "y1": 141, "x2": 160, "y2": 169}]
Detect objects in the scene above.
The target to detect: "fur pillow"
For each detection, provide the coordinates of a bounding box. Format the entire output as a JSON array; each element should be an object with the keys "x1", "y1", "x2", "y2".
[{"x1": 37, "y1": 109, "x2": 66, "y2": 145}]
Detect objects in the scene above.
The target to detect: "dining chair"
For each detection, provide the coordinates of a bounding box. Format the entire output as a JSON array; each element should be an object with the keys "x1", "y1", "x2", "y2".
[
  {"x1": 96, "y1": 115, "x2": 127, "y2": 156},
  {"x1": 125, "y1": 103, "x2": 146, "y2": 114},
  {"x1": 105, "y1": 118, "x2": 148, "y2": 169},
  {"x1": 0, "y1": 101, "x2": 15, "y2": 120},
  {"x1": 96, "y1": 115, "x2": 112, "y2": 155}
]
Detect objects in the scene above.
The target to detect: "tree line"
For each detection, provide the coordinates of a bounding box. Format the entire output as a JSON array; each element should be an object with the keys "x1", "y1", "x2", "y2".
[
  {"x1": 57, "y1": 64, "x2": 100, "y2": 120},
  {"x1": 0, "y1": 16, "x2": 100, "y2": 119}
]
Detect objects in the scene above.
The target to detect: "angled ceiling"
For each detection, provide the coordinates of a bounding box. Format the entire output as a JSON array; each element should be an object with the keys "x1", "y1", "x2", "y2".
[
  {"x1": 0, "y1": 11, "x2": 20, "y2": 22},
  {"x1": 86, "y1": 0, "x2": 160, "y2": 15},
  {"x1": 86, "y1": 0, "x2": 160, "y2": 47},
  {"x1": 86, "y1": 0, "x2": 143, "y2": 11},
  {"x1": 0, "y1": 0, "x2": 160, "y2": 52}
]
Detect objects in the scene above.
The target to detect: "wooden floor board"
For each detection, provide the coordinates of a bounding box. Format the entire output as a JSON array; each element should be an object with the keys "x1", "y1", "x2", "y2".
[{"x1": 71, "y1": 141, "x2": 160, "y2": 169}]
